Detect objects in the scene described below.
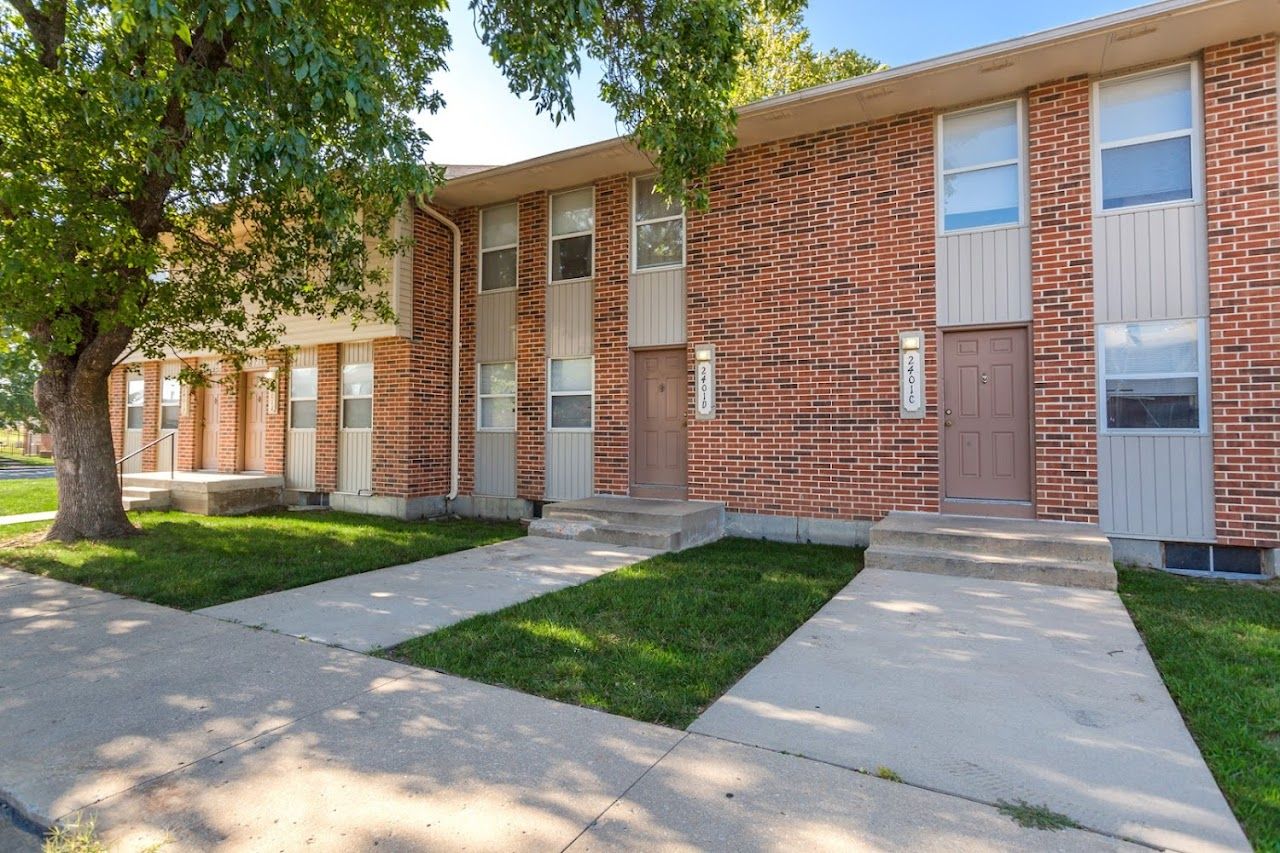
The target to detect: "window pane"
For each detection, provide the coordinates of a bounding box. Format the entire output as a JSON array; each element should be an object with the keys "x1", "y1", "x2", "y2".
[
  {"x1": 551, "y1": 188, "x2": 594, "y2": 236},
  {"x1": 290, "y1": 366, "x2": 317, "y2": 400},
  {"x1": 1106, "y1": 377, "x2": 1199, "y2": 429},
  {"x1": 479, "y1": 362, "x2": 516, "y2": 396},
  {"x1": 126, "y1": 408, "x2": 143, "y2": 430},
  {"x1": 343, "y1": 398, "x2": 372, "y2": 429},
  {"x1": 636, "y1": 220, "x2": 684, "y2": 268},
  {"x1": 126, "y1": 378, "x2": 144, "y2": 408},
  {"x1": 551, "y1": 234, "x2": 592, "y2": 281},
  {"x1": 161, "y1": 377, "x2": 180, "y2": 404},
  {"x1": 481, "y1": 203, "x2": 518, "y2": 249},
  {"x1": 291, "y1": 399, "x2": 317, "y2": 429},
  {"x1": 342, "y1": 363, "x2": 372, "y2": 397},
  {"x1": 480, "y1": 247, "x2": 517, "y2": 291},
  {"x1": 942, "y1": 103, "x2": 1018, "y2": 170},
  {"x1": 942, "y1": 164, "x2": 1019, "y2": 230},
  {"x1": 634, "y1": 176, "x2": 681, "y2": 222},
  {"x1": 1099, "y1": 67, "x2": 1192, "y2": 144},
  {"x1": 551, "y1": 394, "x2": 591, "y2": 429},
  {"x1": 160, "y1": 405, "x2": 179, "y2": 430},
  {"x1": 550, "y1": 358, "x2": 592, "y2": 393},
  {"x1": 1101, "y1": 137, "x2": 1193, "y2": 209},
  {"x1": 1103, "y1": 320, "x2": 1198, "y2": 375},
  {"x1": 480, "y1": 396, "x2": 515, "y2": 430}
]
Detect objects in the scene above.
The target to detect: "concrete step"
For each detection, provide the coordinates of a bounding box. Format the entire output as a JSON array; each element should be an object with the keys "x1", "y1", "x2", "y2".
[
  {"x1": 121, "y1": 486, "x2": 171, "y2": 511},
  {"x1": 870, "y1": 511, "x2": 1113, "y2": 564},
  {"x1": 532, "y1": 496, "x2": 725, "y2": 552},
  {"x1": 864, "y1": 544, "x2": 1117, "y2": 590},
  {"x1": 529, "y1": 518, "x2": 680, "y2": 551}
]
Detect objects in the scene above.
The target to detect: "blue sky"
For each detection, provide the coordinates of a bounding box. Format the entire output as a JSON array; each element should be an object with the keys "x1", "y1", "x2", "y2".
[{"x1": 421, "y1": 0, "x2": 1143, "y2": 166}]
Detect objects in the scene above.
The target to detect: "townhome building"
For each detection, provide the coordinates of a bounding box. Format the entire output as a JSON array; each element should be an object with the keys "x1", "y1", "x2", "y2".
[{"x1": 111, "y1": 0, "x2": 1279, "y2": 574}]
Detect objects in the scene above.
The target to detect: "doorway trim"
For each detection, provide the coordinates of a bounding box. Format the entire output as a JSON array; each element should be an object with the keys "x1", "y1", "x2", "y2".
[
  {"x1": 936, "y1": 322, "x2": 1037, "y2": 519},
  {"x1": 629, "y1": 345, "x2": 689, "y2": 500}
]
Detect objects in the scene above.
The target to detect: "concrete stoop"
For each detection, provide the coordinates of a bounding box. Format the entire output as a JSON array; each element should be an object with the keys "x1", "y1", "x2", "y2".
[
  {"x1": 121, "y1": 485, "x2": 171, "y2": 511},
  {"x1": 865, "y1": 511, "x2": 1117, "y2": 590},
  {"x1": 529, "y1": 496, "x2": 725, "y2": 552}
]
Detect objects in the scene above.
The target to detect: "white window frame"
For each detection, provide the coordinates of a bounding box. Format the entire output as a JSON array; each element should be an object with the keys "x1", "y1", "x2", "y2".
[
  {"x1": 547, "y1": 356, "x2": 594, "y2": 433},
  {"x1": 340, "y1": 360, "x2": 373, "y2": 432},
  {"x1": 935, "y1": 98, "x2": 1028, "y2": 236},
  {"x1": 288, "y1": 366, "x2": 317, "y2": 431},
  {"x1": 1091, "y1": 61, "x2": 1203, "y2": 216},
  {"x1": 125, "y1": 374, "x2": 144, "y2": 431},
  {"x1": 159, "y1": 375, "x2": 181, "y2": 431},
  {"x1": 631, "y1": 174, "x2": 686, "y2": 272},
  {"x1": 479, "y1": 202, "x2": 519, "y2": 294},
  {"x1": 1096, "y1": 317, "x2": 1209, "y2": 436},
  {"x1": 477, "y1": 361, "x2": 517, "y2": 433},
  {"x1": 548, "y1": 187, "x2": 594, "y2": 283}
]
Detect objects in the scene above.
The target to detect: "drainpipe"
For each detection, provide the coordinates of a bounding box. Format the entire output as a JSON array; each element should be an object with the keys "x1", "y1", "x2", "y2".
[{"x1": 418, "y1": 200, "x2": 461, "y2": 503}]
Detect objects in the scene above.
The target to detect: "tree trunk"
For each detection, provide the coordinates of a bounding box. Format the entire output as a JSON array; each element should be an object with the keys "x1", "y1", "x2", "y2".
[{"x1": 35, "y1": 344, "x2": 137, "y2": 541}]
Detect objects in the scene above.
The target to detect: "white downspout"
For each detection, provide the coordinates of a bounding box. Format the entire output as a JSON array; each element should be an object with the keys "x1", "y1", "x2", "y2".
[{"x1": 418, "y1": 200, "x2": 461, "y2": 503}]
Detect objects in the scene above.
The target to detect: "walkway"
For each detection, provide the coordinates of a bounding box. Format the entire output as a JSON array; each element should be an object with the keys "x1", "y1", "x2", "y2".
[
  {"x1": 197, "y1": 537, "x2": 656, "y2": 651},
  {"x1": 0, "y1": 511, "x2": 55, "y2": 526},
  {"x1": 0, "y1": 568, "x2": 1136, "y2": 851},
  {"x1": 691, "y1": 568, "x2": 1250, "y2": 852}
]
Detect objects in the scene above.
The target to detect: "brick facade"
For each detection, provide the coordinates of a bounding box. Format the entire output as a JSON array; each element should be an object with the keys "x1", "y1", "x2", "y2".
[
  {"x1": 515, "y1": 193, "x2": 549, "y2": 502},
  {"x1": 593, "y1": 175, "x2": 631, "y2": 495}
]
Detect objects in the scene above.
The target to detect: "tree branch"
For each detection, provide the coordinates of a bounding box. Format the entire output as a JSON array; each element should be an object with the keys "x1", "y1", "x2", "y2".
[{"x1": 8, "y1": 0, "x2": 67, "y2": 70}]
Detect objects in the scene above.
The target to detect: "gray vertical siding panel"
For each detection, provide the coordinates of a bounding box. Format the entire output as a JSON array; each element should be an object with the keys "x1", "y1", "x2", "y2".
[
  {"x1": 475, "y1": 432, "x2": 516, "y2": 497},
  {"x1": 1093, "y1": 204, "x2": 1208, "y2": 324},
  {"x1": 629, "y1": 268, "x2": 687, "y2": 346},
  {"x1": 1098, "y1": 434, "x2": 1215, "y2": 541},
  {"x1": 477, "y1": 290, "x2": 517, "y2": 362},
  {"x1": 547, "y1": 280, "x2": 593, "y2": 357},
  {"x1": 545, "y1": 432, "x2": 594, "y2": 501},
  {"x1": 934, "y1": 225, "x2": 1030, "y2": 327}
]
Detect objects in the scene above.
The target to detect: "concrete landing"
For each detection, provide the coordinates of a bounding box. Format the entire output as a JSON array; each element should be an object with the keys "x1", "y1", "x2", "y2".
[
  {"x1": 198, "y1": 537, "x2": 656, "y2": 652},
  {"x1": 691, "y1": 568, "x2": 1249, "y2": 852},
  {"x1": 530, "y1": 496, "x2": 725, "y2": 552},
  {"x1": 866, "y1": 511, "x2": 1117, "y2": 589},
  {"x1": 121, "y1": 472, "x2": 282, "y2": 515}
]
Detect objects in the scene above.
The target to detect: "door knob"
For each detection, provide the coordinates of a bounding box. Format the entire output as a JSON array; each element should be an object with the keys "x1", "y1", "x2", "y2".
[
  {"x1": 944, "y1": 408, "x2": 952, "y2": 416},
  {"x1": 944, "y1": 420, "x2": 953, "y2": 427}
]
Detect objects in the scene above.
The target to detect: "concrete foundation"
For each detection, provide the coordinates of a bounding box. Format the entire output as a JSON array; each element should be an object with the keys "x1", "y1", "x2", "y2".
[
  {"x1": 725, "y1": 512, "x2": 872, "y2": 547},
  {"x1": 329, "y1": 492, "x2": 447, "y2": 520},
  {"x1": 448, "y1": 495, "x2": 534, "y2": 520},
  {"x1": 1109, "y1": 536, "x2": 1163, "y2": 568}
]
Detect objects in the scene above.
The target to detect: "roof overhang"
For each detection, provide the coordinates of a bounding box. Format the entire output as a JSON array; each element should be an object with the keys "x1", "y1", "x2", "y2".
[{"x1": 430, "y1": 0, "x2": 1279, "y2": 209}]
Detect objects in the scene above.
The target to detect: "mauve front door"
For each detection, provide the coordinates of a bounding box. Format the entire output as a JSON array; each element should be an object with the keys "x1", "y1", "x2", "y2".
[
  {"x1": 631, "y1": 348, "x2": 687, "y2": 499},
  {"x1": 942, "y1": 327, "x2": 1032, "y2": 504}
]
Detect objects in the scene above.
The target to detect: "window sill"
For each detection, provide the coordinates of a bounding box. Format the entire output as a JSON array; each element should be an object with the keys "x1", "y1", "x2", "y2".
[
  {"x1": 633, "y1": 262, "x2": 686, "y2": 274},
  {"x1": 548, "y1": 276, "x2": 593, "y2": 286},
  {"x1": 937, "y1": 220, "x2": 1026, "y2": 238}
]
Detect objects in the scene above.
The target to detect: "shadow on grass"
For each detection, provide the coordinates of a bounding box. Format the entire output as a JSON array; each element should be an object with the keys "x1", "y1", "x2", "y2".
[
  {"x1": 389, "y1": 538, "x2": 863, "y2": 728},
  {"x1": 0, "y1": 510, "x2": 523, "y2": 611}
]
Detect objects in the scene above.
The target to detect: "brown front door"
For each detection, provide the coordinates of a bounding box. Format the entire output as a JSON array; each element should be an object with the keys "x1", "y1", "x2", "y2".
[
  {"x1": 631, "y1": 348, "x2": 687, "y2": 499},
  {"x1": 242, "y1": 372, "x2": 268, "y2": 472},
  {"x1": 199, "y1": 383, "x2": 221, "y2": 471},
  {"x1": 942, "y1": 328, "x2": 1033, "y2": 506}
]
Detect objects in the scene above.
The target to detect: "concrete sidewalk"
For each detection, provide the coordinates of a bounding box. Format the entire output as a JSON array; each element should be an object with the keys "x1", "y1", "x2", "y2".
[
  {"x1": 0, "y1": 569, "x2": 1140, "y2": 851},
  {"x1": 197, "y1": 537, "x2": 657, "y2": 652},
  {"x1": 691, "y1": 568, "x2": 1250, "y2": 853},
  {"x1": 0, "y1": 510, "x2": 56, "y2": 526}
]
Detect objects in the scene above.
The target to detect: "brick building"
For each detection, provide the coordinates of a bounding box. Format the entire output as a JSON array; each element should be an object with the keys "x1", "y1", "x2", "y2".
[{"x1": 113, "y1": 0, "x2": 1278, "y2": 573}]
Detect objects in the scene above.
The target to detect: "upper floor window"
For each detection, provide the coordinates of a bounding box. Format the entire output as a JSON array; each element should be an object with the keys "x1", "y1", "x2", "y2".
[
  {"x1": 550, "y1": 187, "x2": 593, "y2": 282},
  {"x1": 160, "y1": 376, "x2": 180, "y2": 430},
  {"x1": 1097, "y1": 65, "x2": 1197, "y2": 211},
  {"x1": 939, "y1": 101, "x2": 1022, "y2": 232},
  {"x1": 633, "y1": 176, "x2": 684, "y2": 270},
  {"x1": 1099, "y1": 319, "x2": 1206, "y2": 432},
  {"x1": 480, "y1": 203, "x2": 518, "y2": 292}
]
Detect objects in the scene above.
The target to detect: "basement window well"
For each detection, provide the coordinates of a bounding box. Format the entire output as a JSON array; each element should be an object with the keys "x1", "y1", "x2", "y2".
[{"x1": 1163, "y1": 542, "x2": 1264, "y2": 579}]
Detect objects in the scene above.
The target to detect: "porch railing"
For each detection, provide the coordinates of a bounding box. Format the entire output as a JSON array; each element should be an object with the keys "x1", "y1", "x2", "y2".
[{"x1": 116, "y1": 432, "x2": 176, "y2": 491}]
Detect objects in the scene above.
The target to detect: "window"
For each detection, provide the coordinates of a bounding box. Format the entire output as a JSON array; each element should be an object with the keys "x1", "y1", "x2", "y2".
[
  {"x1": 160, "y1": 377, "x2": 180, "y2": 430},
  {"x1": 290, "y1": 366, "x2": 317, "y2": 429},
  {"x1": 478, "y1": 362, "x2": 515, "y2": 430},
  {"x1": 939, "y1": 101, "x2": 1022, "y2": 232},
  {"x1": 549, "y1": 357, "x2": 592, "y2": 430},
  {"x1": 341, "y1": 361, "x2": 373, "y2": 429},
  {"x1": 480, "y1": 203, "x2": 518, "y2": 292},
  {"x1": 550, "y1": 188, "x2": 593, "y2": 282},
  {"x1": 633, "y1": 176, "x2": 684, "y2": 270},
  {"x1": 125, "y1": 376, "x2": 144, "y2": 430},
  {"x1": 1099, "y1": 319, "x2": 1206, "y2": 431},
  {"x1": 1097, "y1": 65, "x2": 1197, "y2": 210}
]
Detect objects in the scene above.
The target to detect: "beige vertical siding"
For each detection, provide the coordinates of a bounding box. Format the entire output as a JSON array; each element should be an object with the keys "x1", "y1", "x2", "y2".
[
  {"x1": 546, "y1": 432, "x2": 594, "y2": 501},
  {"x1": 1099, "y1": 434, "x2": 1215, "y2": 541},
  {"x1": 292, "y1": 347, "x2": 317, "y2": 369},
  {"x1": 394, "y1": 202, "x2": 414, "y2": 338},
  {"x1": 475, "y1": 431, "x2": 516, "y2": 497},
  {"x1": 1093, "y1": 203, "x2": 1207, "y2": 323},
  {"x1": 935, "y1": 225, "x2": 1031, "y2": 327},
  {"x1": 629, "y1": 267, "x2": 686, "y2": 346},
  {"x1": 547, "y1": 279, "x2": 593, "y2": 357},
  {"x1": 477, "y1": 290, "x2": 517, "y2": 362}
]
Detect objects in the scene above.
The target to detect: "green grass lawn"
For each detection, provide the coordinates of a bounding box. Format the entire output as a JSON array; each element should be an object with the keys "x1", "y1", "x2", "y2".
[
  {"x1": 387, "y1": 538, "x2": 862, "y2": 728},
  {"x1": 0, "y1": 511, "x2": 523, "y2": 610},
  {"x1": 1119, "y1": 567, "x2": 1279, "y2": 850},
  {"x1": 0, "y1": 477, "x2": 58, "y2": 516},
  {"x1": 0, "y1": 429, "x2": 52, "y2": 466}
]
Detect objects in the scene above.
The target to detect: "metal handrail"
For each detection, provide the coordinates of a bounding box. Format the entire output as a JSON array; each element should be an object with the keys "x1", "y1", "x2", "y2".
[{"x1": 116, "y1": 431, "x2": 176, "y2": 490}]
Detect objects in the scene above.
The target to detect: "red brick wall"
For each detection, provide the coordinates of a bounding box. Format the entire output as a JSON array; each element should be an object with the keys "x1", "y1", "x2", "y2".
[
  {"x1": 685, "y1": 113, "x2": 939, "y2": 520},
  {"x1": 176, "y1": 376, "x2": 198, "y2": 472},
  {"x1": 140, "y1": 362, "x2": 160, "y2": 470},
  {"x1": 593, "y1": 176, "x2": 631, "y2": 495},
  {"x1": 216, "y1": 364, "x2": 239, "y2": 473},
  {"x1": 1028, "y1": 76, "x2": 1098, "y2": 523},
  {"x1": 264, "y1": 353, "x2": 287, "y2": 477},
  {"x1": 315, "y1": 344, "x2": 339, "y2": 492},
  {"x1": 1204, "y1": 35, "x2": 1280, "y2": 548},
  {"x1": 108, "y1": 369, "x2": 124, "y2": 459},
  {"x1": 455, "y1": 207, "x2": 479, "y2": 497},
  {"x1": 515, "y1": 192, "x2": 548, "y2": 501}
]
